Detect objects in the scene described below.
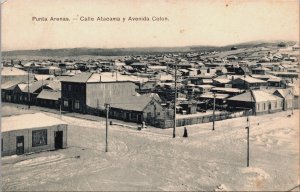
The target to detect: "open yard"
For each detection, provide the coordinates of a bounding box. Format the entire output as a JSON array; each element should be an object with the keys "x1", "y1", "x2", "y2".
[{"x1": 1, "y1": 105, "x2": 299, "y2": 191}]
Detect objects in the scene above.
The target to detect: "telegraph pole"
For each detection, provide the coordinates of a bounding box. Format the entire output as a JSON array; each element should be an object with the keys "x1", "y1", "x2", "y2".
[
  {"x1": 27, "y1": 68, "x2": 30, "y2": 109},
  {"x1": 212, "y1": 92, "x2": 216, "y2": 131},
  {"x1": 105, "y1": 103, "x2": 110, "y2": 152},
  {"x1": 173, "y1": 63, "x2": 177, "y2": 138},
  {"x1": 291, "y1": 87, "x2": 294, "y2": 115},
  {"x1": 59, "y1": 99, "x2": 62, "y2": 119},
  {"x1": 246, "y1": 115, "x2": 250, "y2": 167}
]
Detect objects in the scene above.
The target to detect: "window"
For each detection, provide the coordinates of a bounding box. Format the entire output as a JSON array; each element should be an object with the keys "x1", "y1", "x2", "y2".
[
  {"x1": 32, "y1": 129, "x2": 47, "y2": 147},
  {"x1": 157, "y1": 112, "x2": 160, "y2": 116},
  {"x1": 64, "y1": 100, "x2": 68, "y2": 107},
  {"x1": 275, "y1": 102, "x2": 277, "y2": 108},
  {"x1": 74, "y1": 100, "x2": 80, "y2": 109},
  {"x1": 257, "y1": 104, "x2": 260, "y2": 110},
  {"x1": 1, "y1": 138, "x2": 3, "y2": 152},
  {"x1": 263, "y1": 103, "x2": 266, "y2": 110},
  {"x1": 19, "y1": 96, "x2": 22, "y2": 101},
  {"x1": 68, "y1": 85, "x2": 72, "y2": 92},
  {"x1": 131, "y1": 113, "x2": 137, "y2": 119}
]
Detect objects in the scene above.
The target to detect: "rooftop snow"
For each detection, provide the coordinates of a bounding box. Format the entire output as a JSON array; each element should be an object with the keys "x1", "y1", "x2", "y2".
[
  {"x1": 2, "y1": 113, "x2": 67, "y2": 132},
  {"x1": 1, "y1": 67, "x2": 28, "y2": 76}
]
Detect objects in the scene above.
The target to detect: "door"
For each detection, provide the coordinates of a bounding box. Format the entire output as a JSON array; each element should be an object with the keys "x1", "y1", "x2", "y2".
[
  {"x1": 16, "y1": 136, "x2": 24, "y2": 155},
  {"x1": 68, "y1": 99, "x2": 73, "y2": 112},
  {"x1": 137, "y1": 114, "x2": 142, "y2": 123},
  {"x1": 54, "y1": 131, "x2": 63, "y2": 149},
  {"x1": 126, "y1": 113, "x2": 130, "y2": 120}
]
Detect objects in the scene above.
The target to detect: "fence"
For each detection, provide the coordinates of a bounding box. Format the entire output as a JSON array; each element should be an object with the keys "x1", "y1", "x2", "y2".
[{"x1": 160, "y1": 109, "x2": 252, "y2": 128}]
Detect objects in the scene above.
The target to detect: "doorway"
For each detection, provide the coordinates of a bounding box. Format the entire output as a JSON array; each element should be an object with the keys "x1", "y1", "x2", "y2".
[
  {"x1": 16, "y1": 136, "x2": 24, "y2": 155},
  {"x1": 54, "y1": 131, "x2": 63, "y2": 149}
]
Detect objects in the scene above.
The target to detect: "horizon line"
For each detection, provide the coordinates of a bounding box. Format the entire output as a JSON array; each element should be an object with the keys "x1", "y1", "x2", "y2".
[{"x1": 2, "y1": 39, "x2": 299, "y2": 52}]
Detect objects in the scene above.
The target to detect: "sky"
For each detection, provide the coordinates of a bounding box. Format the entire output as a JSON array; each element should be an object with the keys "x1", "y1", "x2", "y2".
[{"x1": 1, "y1": 0, "x2": 299, "y2": 51}]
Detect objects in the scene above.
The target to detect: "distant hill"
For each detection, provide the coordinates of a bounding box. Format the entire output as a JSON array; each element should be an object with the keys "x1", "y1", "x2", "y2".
[{"x1": 2, "y1": 40, "x2": 297, "y2": 57}]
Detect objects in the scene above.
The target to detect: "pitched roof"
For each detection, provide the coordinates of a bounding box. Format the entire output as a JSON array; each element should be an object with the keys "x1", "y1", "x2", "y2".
[
  {"x1": 61, "y1": 72, "x2": 93, "y2": 83},
  {"x1": 88, "y1": 72, "x2": 148, "y2": 83},
  {"x1": 37, "y1": 90, "x2": 61, "y2": 101},
  {"x1": 200, "y1": 93, "x2": 230, "y2": 99},
  {"x1": 22, "y1": 80, "x2": 49, "y2": 93},
  {"x1": 110, "y1": 94, "x2": 154, "y2": 112},
  {"x1": 228, "y1": 90, "x2": 281, "y2": 102},
  {"x1": 227, "y1": 91, "x2": 253, "y2": 102},
  {"x1": 273, "y1": 89, "x2": 292, "y2": 98},
  {"x1": 211, "y1": 87, "x2": 242, "y2": 93},
  {"x1": 252, "y1": 90, "x2": 281, "y2": 102},
  {"x1": 213, "y1": 78, "x2": 230, "y2": 84},
  {"x1": 1, "y1": 80, "x2": 21, "y2": 90},
  {"x1": 232, "y1": 76, "x2": 267, "y2": 84},
  {"x1": 45, "y1": 81, "x2": 61, "y2": 91},
  {"x1": 34, "y1": 74, "x2": 53, "y2": 81},
  {"x1": 1, "y1": 67, "x2": 28, "y2": 76}
]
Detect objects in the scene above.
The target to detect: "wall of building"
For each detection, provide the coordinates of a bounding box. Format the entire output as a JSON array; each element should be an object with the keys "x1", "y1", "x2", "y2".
[
  {"x1": 86, "y1": 82, "x2": 136, "y2": 108},
  {"x1": 255, "y1": 99, "x2": 283, "y2": 115},
  {"x1": 142, "y1": 100, "x2": 170, "y2": 127},
  {"x1": 1, "y1": 124, "x2": 67, "y2": 157},
  {"x1": 61, "y1": 82, "x2": 86, "y2": 113}
]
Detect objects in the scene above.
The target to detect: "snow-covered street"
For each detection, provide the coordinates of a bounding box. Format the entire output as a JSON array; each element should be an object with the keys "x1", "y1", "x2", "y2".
[{"x1": 2, "y1": 106, "x2": 299, "y2": 191}]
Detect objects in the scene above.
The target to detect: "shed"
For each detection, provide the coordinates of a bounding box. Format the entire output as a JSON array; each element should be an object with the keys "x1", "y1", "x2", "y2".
[{"x1": 1, "y1": 113, "x2": 68, "y2": 156}]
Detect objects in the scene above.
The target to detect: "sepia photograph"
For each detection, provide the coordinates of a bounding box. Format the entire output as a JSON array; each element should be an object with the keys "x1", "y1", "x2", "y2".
[{"x1": 0, "y1": 0, "x2": 299, "y2": 191}]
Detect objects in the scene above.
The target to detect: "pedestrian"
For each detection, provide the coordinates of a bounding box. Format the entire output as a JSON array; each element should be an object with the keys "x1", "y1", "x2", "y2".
[{"x1": 183, "y1": 127, "x2": 188, "y2": 138}]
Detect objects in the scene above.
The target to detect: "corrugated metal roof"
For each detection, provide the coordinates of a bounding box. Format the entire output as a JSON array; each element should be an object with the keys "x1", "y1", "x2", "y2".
[
  {"x1": 228, "y1": 90, "x2": 281, "y2": 102},
  {"x1": 61, "y1": 72, "x2": 93, "y2": 83},
  {"x1": 110, "y1": 94, "x2": 154, "y2": 112},
  {"x1": 233, "y1": 76, "x2": 266, "y2": 83},
  {"x1": 37, "y1": 90, "x2": 61, "y2": 101},
  {"x1": 1, "y1": 80, "x2": 21, "y2": 90}
]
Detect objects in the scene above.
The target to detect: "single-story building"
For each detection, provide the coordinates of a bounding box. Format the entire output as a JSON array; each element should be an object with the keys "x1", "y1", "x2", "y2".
[
  {"x1": 227, "y1": 90, "x2": 283, "y2": 115},
  {"x1": 36, "y1": 90, "x2": 61, "y2": 109},
  {"x1": 229, "y1": 76, "x2": 267, "y2": 90},
  {"x1": 1, "y1": 113, "x2": 68, "y2": 156},
  {"x1": 273, "y1": 89, "x2": 294, "y2": 110}
]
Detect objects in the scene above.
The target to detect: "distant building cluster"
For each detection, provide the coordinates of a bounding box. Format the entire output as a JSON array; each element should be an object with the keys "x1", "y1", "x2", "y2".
[{"x1": 1, "y1": 44, "x2": 299, "y2": 128}]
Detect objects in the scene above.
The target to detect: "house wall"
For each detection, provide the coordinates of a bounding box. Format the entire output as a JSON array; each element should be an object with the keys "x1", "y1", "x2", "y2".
[
  {"x1": 227, "y1": 100, "x2": 255, "y2": 111},
  {"x1": 61, "y1": 82, "x2": 86, "y2": 113},
  {"x1": 109, "y1": 109, "x2": 144, "y2": 123},
  {"x1": 294, "y1": 96, "x2": 299, "y2": 109},
  {"x1": 36, "y1": 98, "x2": 59, "y2": 109},
  {"x1": 142, "y1": 100, "x2": 169, "y2": 126},
  {"x1": 1, "y1": 124, "x2": 67, "y2": 157},
  {"x1": 86, "y1": 82, "x2": 136, "y2": 109},
  {"x1": 255, "y1": 99, "x2": 283, "y2": 115}
]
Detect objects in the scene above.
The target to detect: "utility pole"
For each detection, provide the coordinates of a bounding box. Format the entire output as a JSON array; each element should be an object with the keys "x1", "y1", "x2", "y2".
[
  {"x1": 291, "y1": 87, "x2": 294, "y2": 115},
  {"x1": 245, "y1": 115, "x2": 250, "y2": 167},
  {"x1": 27, "y1": 68, "x2": 30, "y2": 109},
  {"x1": 173, "y1": 63, "x2": 177, "y2": 138},
  {"x1": 59, "y1": 98, "x2": 62, "y2": 119},
  {"x1": 212, "y1": 92, "x2": 216, "y2": 131},
  {"x1": 105, "y1": 103, "x2": 110, "y2": 152}
]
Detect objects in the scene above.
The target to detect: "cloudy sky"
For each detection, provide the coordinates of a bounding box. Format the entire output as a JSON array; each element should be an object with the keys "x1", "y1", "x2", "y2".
[{"x1": 1, "y1": 0, "x2": 299, "y2": 51}]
